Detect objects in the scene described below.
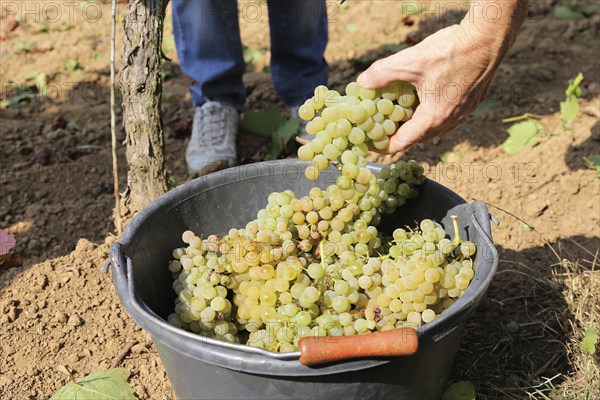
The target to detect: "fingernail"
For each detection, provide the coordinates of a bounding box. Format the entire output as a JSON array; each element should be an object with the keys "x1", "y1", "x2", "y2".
[{"x1": 357, "y1": 74, "x2": 365, "y2": 85}]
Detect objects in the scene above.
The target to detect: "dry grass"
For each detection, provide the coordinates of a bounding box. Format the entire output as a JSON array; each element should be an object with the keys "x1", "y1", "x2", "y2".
[
  {"x1": 452, "y1": 237, "x2": 600, "y2": 399},
  {"x1": 546, "y1": 242, "x2": 600, "y2": 400}
]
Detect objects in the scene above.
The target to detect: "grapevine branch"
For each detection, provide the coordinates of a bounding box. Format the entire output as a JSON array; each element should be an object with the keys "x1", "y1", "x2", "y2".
[{"x1": 110, "y1": 0, "x2": 123, "y2": 235}]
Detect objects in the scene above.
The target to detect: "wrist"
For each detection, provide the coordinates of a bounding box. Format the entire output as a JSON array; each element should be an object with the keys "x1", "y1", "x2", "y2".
[{"x1": 459, "y1": 0, "x2": 528, "y2": 53}]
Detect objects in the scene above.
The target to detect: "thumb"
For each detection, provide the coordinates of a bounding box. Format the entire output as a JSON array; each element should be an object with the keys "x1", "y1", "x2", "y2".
[
  {"x1": 388, "y1": 108, "x2": 432, "y2": 153},
  {"x1": 357, "y1": 48, "x2": 420, "y2": 89}
]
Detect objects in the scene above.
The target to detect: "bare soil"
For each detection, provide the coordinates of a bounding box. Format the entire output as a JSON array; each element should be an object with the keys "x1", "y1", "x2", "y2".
[{"x1": 1, "y1": 1, "x2": 599, "y2": 399}]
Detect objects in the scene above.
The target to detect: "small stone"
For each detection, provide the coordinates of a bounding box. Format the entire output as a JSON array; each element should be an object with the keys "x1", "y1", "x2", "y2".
[
  {"x1": 559, "y1": 175, "x2": 580, "y2": 195},
  {"x1": 49, "y1": 341, "x2": 64, "y2": 352},
  {"x1": 81, "y1": 349, "x2": 92, "y2": 358},
  {"x1": 24, "y1": 311, "x2": 39, "y2": 319},
  {"x1": 36, "y1": 275, "x2": 48, "y2": 289},
  {"x1": 7, "y1": 306, "x2": 17, "y2": 322},
  {"x1": 54, "y1": 311, "x2": 68, "y2": 324},
  {"x1": 524, "y1": 200, "x2": 548, "y2": 218},
  {"x1": 55, "y1": 365, "x2": 71, "y2": 377},
  {"x1": 68, "y1": 353, "x2": 80, "y2": 363},
  {"x1": 37, "y1": 300, "x2": 47, "y2": 309},
  {"x1": 67, "y1": 314, "x2": 83, "y2": 327},
  {"x1": 144, "y1": 333, "x2": 153, "y2": 344}
]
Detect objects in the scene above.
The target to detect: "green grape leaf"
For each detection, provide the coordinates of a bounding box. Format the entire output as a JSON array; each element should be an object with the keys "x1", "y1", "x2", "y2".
[
  {"x1": 35, "y1": 72, "x2": 48, "y2": 92},
  {"x1": 443, "y1": 381, "x2": 476, "y2": 400},
  {"x1": 584, "y1": 154, "x2": 600, "y2": 177},
  {"x1": 267, "y1": 118, "x2": 300, "y2": 160},
  {"x1": 50, "y1": 368, "x2": 136, "y2": 400},
  {"x1": 561, "y1": 73, "x2": 584, "y2": 123},
  {"x1": 243, "y1": 46, "x2": 263, "y2": 64},
  {"x1": 578, "y1": 3, "x2": 599, "y2": 15},
  {"x1": 240, "y1": 110, "x2": 299, "y2": 159},
  {"x1": 67, "y1": 120, "x2": 81, "y2": 131},
  {"x1": 65, "y1": 59, "x2": 84, "y2": 74},
  {"x1": 240, "y1": 110, "x2": 287, "y2": 138},
  {"x1": 23, "y1": 71, "x2": 47, "y2": 92},
  {"x1": 560, "y1": 96, "x2": 580, "y2": 124},
  {"x1": 25, "y1": 71, "x2": 42, "y2": 80},
  {"x1": 439, "y1": 151, "x2": 451, "y2": 163},
  {"x1": 554, "y1": 5, "x2": 584, "y2": 20},
  {"x1": 354, "y1": 41, "x2": 380, "y2": 48},
  {"x1": 581, "y1": 327, "x2": 599, "y2": 354},
  {"x1": 91, "y1": 51, "x2": 102, "y2": 61},
  {"x1": 565, "y1": 73, "x2": 584, "y2": 98},
  {"x1": 471, "y1": 100, "x2": 497, "y2": 118},
  {"x1": 0, "y1": 86, "x2": 37, "y2": 109},
  {"x1": 501, "y1": 119, "x2": 542, "y2": 155},
  {"x1": 60, "y1": 23, "x2": 75, "y2": 32}
]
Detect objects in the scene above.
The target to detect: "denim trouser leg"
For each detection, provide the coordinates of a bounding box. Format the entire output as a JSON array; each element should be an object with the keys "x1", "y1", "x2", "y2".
[
  {"x1": 172, "y1": 0, "x2": 246, "y2": 109},
  {"x1": 267, "y1": 0, "x2": 329, "y2": 106},
  {"x1": 172, "y1": 0, "x2": 328, "y2": 110}
]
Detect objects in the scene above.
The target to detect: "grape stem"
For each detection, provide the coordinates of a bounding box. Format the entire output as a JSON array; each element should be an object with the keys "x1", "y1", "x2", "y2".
[
  {"x1": 330, "y1": 160, "x2": 342, "y2": 171},
  {"x1": 451, "y1": 215, "x2": 462, "y2": 245},
  {"x1": 319, "y1": 240, "x2": 326, "y2": 271},
  {"x1": 501, "y1": 113, "x2": 543, "y2": 123},
  {"x1": 295, "y1": 136, "x2": 310, "y2": 145},
  {"x1": 476, "y1": 199, "x2": 563, "y2": 264},
  {"x1": 318, "y1": 239, "x2": 329, "y2": 288}
]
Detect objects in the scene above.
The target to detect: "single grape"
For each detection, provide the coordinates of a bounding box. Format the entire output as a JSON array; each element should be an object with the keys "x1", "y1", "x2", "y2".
[{"x1": 298, "y1": 104, "x2": 315, "y2": 120}]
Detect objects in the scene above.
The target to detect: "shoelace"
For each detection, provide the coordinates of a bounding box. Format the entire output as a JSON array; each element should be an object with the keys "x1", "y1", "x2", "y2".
[{"x1": 195, "y1": 103, "x2": 233, "y2": 147}]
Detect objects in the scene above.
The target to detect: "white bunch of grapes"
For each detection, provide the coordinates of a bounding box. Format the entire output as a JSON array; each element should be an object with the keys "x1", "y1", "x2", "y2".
[
  {"x1": 297, "y1": 81, "x2": 417, "y2": 181},
  {"x1": 166, "y1": 81, "x2": 477, "y2": 352}
]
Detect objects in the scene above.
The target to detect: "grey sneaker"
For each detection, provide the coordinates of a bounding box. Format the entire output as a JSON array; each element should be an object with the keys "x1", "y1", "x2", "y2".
[
  {"x1": 186, "y1": 101, "x2": 239, "y2": 176},
  {"x1": 288, "y1": 105, "x2": 311, "y2": 141}
]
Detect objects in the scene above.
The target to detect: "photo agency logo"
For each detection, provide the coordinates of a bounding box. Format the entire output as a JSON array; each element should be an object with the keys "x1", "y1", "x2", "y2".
[
  {"x1": 423, "y1": 161, "x2": 540, "y2": 184},
  {"x1": 396, "y1": 1, "x2": 540, "y2": 23},
  {"x1": 2, "y1": 1, "x2": 103, "y2": 24},
  {"x1": 0, "y1": 161, "x2": 105, "y2": 186},
  {"x1": 198, "y1": 1, "x2": 340, "y2": 24},
  {"x1": 1, "y1": 81, "x2": 112, "y2": 106}
]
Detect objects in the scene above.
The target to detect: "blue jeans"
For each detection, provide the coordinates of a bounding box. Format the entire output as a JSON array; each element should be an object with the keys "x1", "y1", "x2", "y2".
[{"x1": 172, "y1": 0, "x2": 328, "y2": 110}]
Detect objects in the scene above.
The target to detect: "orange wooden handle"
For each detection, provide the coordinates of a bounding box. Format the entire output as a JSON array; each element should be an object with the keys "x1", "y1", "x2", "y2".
[{"x1": 298, "y1": 328, "x2": 418, "y2": 366}]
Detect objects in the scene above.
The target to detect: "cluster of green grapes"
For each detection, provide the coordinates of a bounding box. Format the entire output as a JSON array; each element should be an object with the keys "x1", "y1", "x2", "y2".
[
  {"x1": 166, "y1": 81, "x2": 477, "y2": 352},
  {"x1": 297, "y1": 80, "x2": 417, "y2": 177}
]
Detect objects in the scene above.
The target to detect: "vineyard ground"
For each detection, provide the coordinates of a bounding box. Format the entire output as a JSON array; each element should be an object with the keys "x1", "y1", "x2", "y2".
[{"x1": 1, "y1": 1, "x2": 598, "y2": 399}]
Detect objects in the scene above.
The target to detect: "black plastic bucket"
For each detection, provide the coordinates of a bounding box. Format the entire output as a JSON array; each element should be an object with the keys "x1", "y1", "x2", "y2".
[{"x1": 107, "y1": 160, "x2": 498, "y2": 400}]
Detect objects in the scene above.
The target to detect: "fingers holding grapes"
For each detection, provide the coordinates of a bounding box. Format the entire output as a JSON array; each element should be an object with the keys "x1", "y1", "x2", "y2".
[{"x1": 357, "y1": 24, "x2": 501, "y2": 153}]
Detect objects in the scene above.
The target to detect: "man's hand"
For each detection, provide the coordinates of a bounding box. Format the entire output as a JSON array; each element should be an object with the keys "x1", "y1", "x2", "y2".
[{"x1": 357, "y1": 1, "x2": 528, "y2": 153}]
